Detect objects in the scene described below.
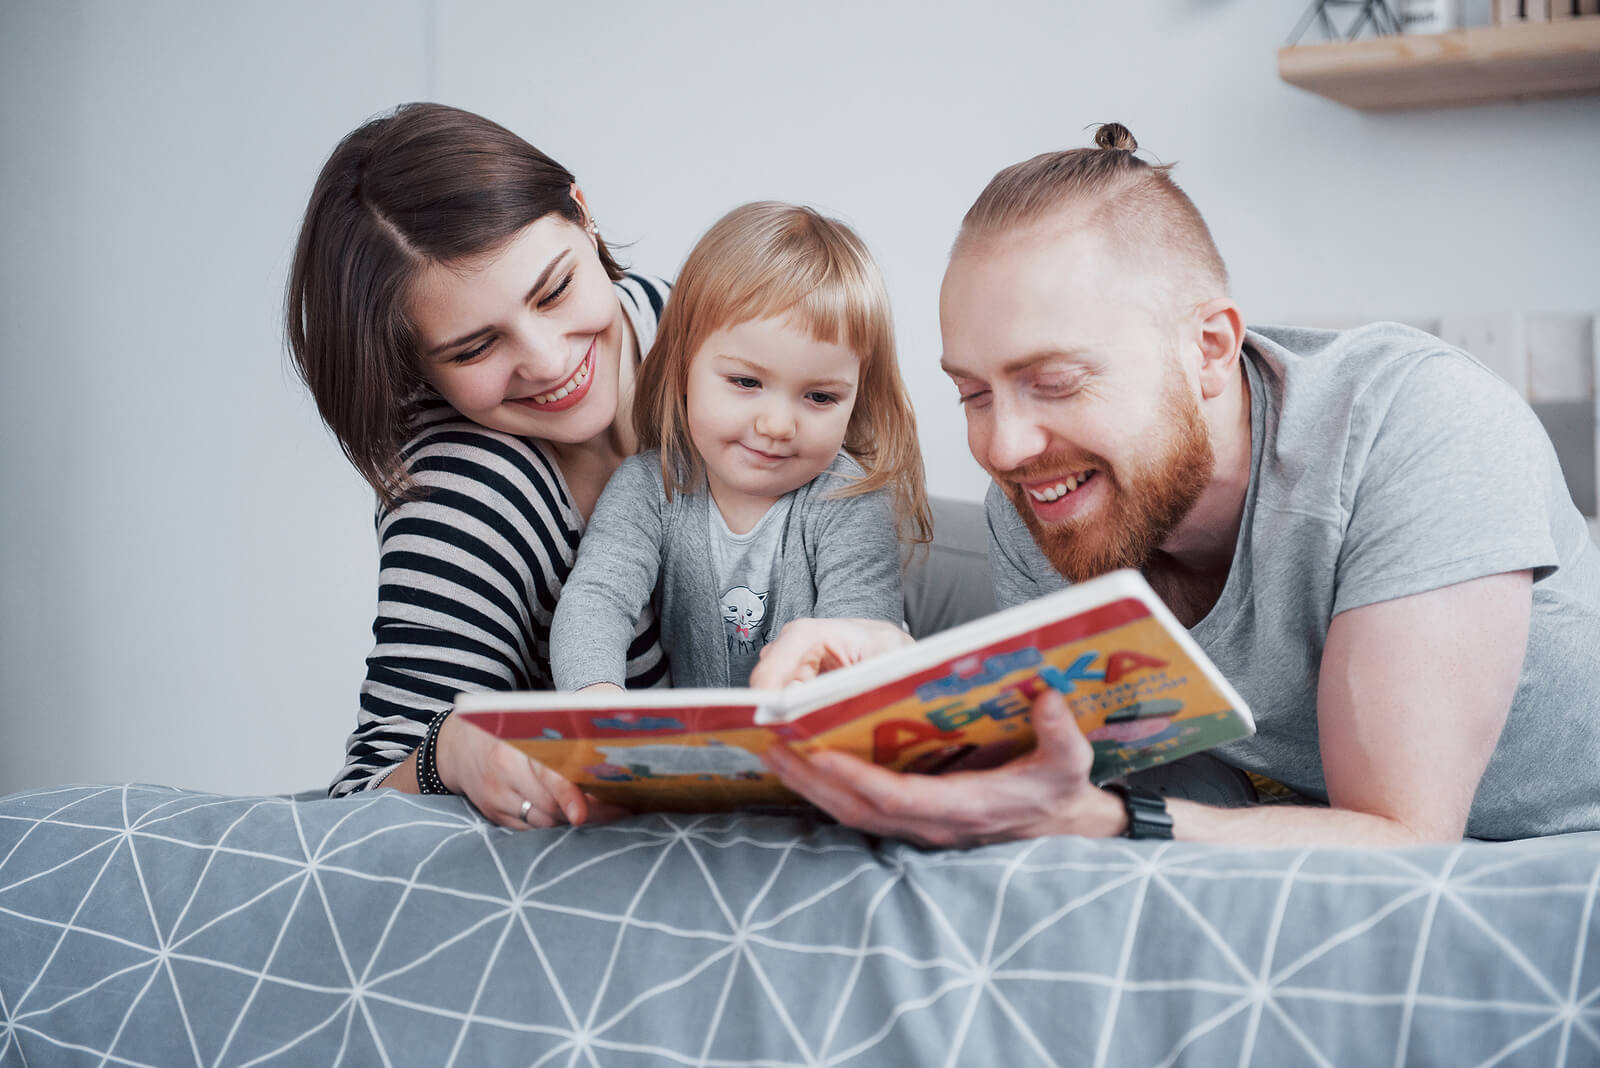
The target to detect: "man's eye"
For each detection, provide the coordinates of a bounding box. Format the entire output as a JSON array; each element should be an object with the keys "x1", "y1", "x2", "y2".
[{"x1": 958, "y1": 389, "x2": 991, "y2": 407}]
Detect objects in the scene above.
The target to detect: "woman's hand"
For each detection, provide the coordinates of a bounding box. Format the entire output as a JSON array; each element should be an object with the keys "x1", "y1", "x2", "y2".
[
  {"x1": 749, "y1": 618, "x2": 914, "y2": 688},
  {"x1": 434, "y1": 712, "x2": 631, "y2": 829}
]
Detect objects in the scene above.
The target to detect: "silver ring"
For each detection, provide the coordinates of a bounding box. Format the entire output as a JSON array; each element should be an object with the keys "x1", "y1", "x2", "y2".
[{"x1": 519, "y1": 798, "x2": 533, "y2": 822}]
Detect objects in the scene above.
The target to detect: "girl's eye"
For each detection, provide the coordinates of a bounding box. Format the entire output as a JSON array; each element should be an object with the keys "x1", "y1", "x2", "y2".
[
  {"x1": 729, "y1": 376, "x2": 760, "y2": 389},
  {"x1": 806, "y1": 391, "x2": 838, "y2": 406},
  {"x1": 537, "y1": 273, "x2": 573, "y2": 309}
]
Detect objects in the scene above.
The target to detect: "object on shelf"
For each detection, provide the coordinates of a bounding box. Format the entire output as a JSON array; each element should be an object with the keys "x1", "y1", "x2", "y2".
[
  {"x1": 1287, "y1": 0, "x2": 1404, "y2": 44},
  {"x1": 1398, "y1": 0, "x2": 1462, "y2": 32},
  {"x1": 1278, "y1": 18, "x2": 1600, "y2": 110}
]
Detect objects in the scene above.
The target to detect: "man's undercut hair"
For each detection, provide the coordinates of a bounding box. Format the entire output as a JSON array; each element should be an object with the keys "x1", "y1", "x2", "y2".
[{"x1": 956, "y1": 122, "x2": 1229, "y2": 315}]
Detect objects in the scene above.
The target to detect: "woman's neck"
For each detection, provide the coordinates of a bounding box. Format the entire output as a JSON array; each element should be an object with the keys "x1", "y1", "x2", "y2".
[{"x1": 546, "y1": 302, "x2": 641, "y2": 519}]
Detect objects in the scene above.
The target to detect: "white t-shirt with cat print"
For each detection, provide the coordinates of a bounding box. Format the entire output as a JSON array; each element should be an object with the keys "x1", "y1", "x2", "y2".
[{"x1": 707, "y1": 496, "x2": 792, "y2": 686}]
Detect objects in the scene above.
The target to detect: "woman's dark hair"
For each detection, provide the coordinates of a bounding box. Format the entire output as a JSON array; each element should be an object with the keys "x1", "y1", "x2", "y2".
[{"x1": 285, "y1": 102, "x2": 624, "y2": 503}]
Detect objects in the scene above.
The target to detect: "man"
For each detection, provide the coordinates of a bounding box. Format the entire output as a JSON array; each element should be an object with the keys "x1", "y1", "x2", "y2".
[{"x1": 754, "y1": 124, "x2": 1600, "y2": 846}]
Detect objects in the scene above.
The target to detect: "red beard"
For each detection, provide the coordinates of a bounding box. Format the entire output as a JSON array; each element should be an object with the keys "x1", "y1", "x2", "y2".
[{"x1": 1001, "y1": 373, "x2": 1215, "y2": 583}]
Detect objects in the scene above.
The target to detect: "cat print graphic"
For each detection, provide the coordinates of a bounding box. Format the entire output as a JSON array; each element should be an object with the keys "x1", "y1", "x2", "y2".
[{"x1": 721, "y1": 586, "x2": 768, "y2": 653}]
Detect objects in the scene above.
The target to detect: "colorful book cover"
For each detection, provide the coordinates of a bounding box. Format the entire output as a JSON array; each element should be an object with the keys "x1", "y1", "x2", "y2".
[{"x1": 455, "y1": 570, "x2": 1254, "y2": 812}]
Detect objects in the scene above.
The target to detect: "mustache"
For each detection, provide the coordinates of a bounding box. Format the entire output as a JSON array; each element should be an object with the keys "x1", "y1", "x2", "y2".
[{"x1": 992, "y1": 452, "x2": 1104, "y2": 485}]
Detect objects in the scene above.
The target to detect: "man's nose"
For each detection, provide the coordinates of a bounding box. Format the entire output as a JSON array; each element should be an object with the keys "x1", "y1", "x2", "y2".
[{"x1": 981, "y1": 403, "x2": 1050, "y2": 473}]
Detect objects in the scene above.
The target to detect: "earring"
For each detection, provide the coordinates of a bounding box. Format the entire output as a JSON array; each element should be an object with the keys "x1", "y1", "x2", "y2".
[{"x1": 585, "y1": 218, "x2": 598, "y2": 237}]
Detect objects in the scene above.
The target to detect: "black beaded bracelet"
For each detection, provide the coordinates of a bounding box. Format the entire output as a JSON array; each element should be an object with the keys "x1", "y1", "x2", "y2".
[{"x1": 415, "y1": 709, "x2": 453, "y2": 795}]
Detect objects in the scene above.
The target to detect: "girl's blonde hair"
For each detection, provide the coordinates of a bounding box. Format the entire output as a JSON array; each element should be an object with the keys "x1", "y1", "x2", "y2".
[{"x1": 634, "y1": 201, "x2": 931, "y2": 544}]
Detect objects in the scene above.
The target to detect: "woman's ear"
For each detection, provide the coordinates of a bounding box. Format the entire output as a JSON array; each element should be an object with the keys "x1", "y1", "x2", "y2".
[
  {"x1": 1194, "y1": 298, "x2": 1244, "y2": 401},
  {"x1": 570, "y1": 184, "x2": 598, "y2": 243}
]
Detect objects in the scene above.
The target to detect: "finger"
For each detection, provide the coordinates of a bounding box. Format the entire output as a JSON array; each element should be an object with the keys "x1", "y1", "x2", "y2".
[
  {"x1": 526, "y1": 757, "x2": 588, "y2": 825},
  {"x1": 1025, "y1": 691, "x2": 1096, "y2": 779},
  {"x1": 765, "y1": 745, "x2": 933, "y2": 839},
  {"x1": 581, "y1": 792, "x2": 634, "y2": 824},
  {"x1": 750, "y1": 626, "x2": 822, "y2": 688}
]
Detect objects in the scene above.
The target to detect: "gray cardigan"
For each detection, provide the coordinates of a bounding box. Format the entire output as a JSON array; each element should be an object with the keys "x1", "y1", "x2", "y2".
[{"x1": 550, "y1": 450, "x2": 904, "y2": 690}]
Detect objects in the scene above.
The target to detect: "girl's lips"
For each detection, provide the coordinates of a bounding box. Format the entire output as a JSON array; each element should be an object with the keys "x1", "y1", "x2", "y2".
[{"x1": 509, "y1": 341, "x2": 596, "y2": 414}]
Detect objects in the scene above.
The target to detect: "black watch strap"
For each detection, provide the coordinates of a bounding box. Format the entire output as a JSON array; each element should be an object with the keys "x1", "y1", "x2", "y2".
[{"x1": 1104, "y1": 783, "x2": 1174, "y2": 840}]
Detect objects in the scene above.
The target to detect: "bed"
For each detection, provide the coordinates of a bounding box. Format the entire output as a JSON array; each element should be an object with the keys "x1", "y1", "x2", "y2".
[{"x1": 2, "y1": 785, "x2": 1597, "y2": 1066}]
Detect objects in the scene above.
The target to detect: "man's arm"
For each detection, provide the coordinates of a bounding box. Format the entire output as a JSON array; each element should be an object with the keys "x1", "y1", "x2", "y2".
[{"x1": 762, "y1": 571, "x2": 1531, "y2": 847}]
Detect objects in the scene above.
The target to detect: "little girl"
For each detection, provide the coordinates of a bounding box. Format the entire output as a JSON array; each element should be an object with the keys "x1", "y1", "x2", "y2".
[{"x1": 550, "y1": 201, "x2": 930, "y2": 690}]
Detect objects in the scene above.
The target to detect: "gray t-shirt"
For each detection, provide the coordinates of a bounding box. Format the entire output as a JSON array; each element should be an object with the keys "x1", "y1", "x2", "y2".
[
  {"x1": 987, "y1": 323, "x2": 1600, "y2": 839},
  {"x1": 708, "y1": 497, "x2": 791, "y2": 686}
]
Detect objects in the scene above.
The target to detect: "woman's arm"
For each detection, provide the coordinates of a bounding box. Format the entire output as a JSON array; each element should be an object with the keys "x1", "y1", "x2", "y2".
[{"x1": 332, "y1": 421, "x2": 657, "y2": 826}]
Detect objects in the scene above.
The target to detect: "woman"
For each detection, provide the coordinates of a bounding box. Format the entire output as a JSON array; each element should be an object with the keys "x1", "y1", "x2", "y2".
[{"x1": 287, "y1": 102, "x2": 668, "y2": 827}]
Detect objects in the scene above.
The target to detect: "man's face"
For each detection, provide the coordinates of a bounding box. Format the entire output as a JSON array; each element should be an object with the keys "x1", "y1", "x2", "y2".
[{"x1": 939, "y1": 224, "x2": 1215, "y2": 582}]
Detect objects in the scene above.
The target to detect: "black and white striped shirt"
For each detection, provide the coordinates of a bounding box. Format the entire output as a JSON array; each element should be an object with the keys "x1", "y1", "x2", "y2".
[{"x1": 330, "y1": 273, "x2": 672, "y2": 796}]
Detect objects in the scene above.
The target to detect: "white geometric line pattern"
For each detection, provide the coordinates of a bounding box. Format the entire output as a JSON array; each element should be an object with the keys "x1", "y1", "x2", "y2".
[{"x1": 0, "y1": 785, "x2": 1596, "y2": 1067}]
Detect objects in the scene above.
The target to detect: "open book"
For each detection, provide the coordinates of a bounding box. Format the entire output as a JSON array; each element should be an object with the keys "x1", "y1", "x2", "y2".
[{"x1": 456, "y1": 569, "x2": 1253, "y2": 812}]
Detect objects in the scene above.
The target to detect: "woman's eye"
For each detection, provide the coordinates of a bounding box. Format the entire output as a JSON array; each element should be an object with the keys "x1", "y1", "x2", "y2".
[
  {"x1": 729, "y1": 376, "x2": 760, "y2": 389},
  {"x1": 537, "y1": 273, "x2": 573, "y2": 309},
  {"x1": 451, "y1": 339, "x2": 493, "y2": 364}
]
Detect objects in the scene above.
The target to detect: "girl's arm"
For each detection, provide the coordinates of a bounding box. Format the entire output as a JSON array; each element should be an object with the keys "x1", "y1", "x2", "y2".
[
  {"x1": 809, "y1": 467, "x2": 905, "y2": 625},
  {"x1": 550, "y1": 455, "x2": 669, "y2": 690}
]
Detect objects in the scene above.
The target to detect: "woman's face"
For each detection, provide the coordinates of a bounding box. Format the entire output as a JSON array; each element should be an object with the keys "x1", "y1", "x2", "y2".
[{"x1": 409, "y1": 214, "x2": 624, "y2": 445}]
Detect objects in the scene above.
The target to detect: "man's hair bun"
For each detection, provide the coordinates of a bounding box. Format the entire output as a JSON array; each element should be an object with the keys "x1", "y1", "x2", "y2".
[{"x1": 1093, "y1": 122, "x2": 1138, "y2": 153}]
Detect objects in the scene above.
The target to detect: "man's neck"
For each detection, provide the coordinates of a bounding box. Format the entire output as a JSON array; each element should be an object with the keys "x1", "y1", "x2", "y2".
[{"x1": 1144, "y1": 360, "x2": 1254, "y2": 628}]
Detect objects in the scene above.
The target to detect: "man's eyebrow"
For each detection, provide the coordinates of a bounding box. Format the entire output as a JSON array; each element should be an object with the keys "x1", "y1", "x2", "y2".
[
  {"x1": 424, "y1": 250, "x2": 570, "y2": 358},
  {"x1": 940, "y1": 350, "x2": 1093, "y2": 378}
]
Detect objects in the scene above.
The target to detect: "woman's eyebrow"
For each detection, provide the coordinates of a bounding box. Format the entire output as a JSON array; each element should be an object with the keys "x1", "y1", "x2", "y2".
[{"x1": 425, "y1": 250, "x2": 571, "y2": 357}]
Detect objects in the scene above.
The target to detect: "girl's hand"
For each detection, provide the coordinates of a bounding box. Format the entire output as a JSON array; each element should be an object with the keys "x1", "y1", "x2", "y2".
[
  {"x1": 749, "y1": 617, "x2": 914, "y2": 688},
  {"x1": 434, "y1": 712, "x2": 629, "y2": 829}
]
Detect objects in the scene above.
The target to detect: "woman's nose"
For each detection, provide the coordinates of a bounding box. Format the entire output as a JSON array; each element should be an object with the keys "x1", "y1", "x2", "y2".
[{"x1": 505, "y1": 320, "x2": 572, "y2": 384}]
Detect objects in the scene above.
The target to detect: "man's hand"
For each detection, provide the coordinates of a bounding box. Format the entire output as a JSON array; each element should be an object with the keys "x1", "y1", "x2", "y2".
[
  {"x1": 749, "y1": 617, "x2": 914, "y2": 688},
  {"x1": 760, "y1": 690, "x2": 1126, "y2": 847}
]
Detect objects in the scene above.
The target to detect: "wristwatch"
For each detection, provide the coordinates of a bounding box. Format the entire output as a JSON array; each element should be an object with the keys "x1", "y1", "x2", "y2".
[{"x1": 1104, "y1": 783, "x2": 1174, "y2": 840}]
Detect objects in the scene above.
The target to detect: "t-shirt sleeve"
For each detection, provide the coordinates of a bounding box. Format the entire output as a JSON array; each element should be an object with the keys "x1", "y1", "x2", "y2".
[
  {"x1": 550, "y1": 455, "x2": 667, "y2": 690},
  {"x1": 809, "y1": 475, "x2": 904, "y2": 624},
  {"x1": 1332, "y1": 352, "x2": 1561, "y2": 616},
  {"x1": 985, "y1": 481, "x2": 1057, "y2": 610}
]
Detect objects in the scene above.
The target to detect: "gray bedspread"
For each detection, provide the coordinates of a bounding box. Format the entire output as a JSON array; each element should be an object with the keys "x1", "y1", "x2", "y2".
[{"x1": 2, "y1": 784, "x2": 1596, "y2": 1066}]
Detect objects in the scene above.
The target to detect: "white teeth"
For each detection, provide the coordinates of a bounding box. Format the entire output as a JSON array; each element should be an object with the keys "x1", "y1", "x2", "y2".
[
  {"x1": 1027, "y1": 472, "x2": 1091, "y2": 502},
  {"x1": 528, "y1": 356, "x2": 590, "y2": 405}
]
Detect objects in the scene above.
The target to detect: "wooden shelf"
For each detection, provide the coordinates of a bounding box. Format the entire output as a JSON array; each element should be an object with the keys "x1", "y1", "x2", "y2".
[{"x1": 1278, "y1": 19, "x2": 1600, "y2": 111}]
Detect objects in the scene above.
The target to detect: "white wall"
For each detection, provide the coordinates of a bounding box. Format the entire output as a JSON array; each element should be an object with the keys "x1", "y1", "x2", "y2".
[{"x1": 3, "y1": 0, "x2": 1597, "y2": 796}]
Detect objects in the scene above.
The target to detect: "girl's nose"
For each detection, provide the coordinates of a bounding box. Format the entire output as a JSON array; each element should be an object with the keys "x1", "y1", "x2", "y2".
[{"x1": 755, "y1": 401, "x2": 796, "y2": 441}]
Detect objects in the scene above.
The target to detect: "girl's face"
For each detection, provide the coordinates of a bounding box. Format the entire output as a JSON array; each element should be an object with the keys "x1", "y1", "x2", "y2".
[
  {"x1": 409, "y1": 213, "x2": 625, "y2": 445},
  {"x1": 685, "y1": 313, "x2": 860, "y2": 528}
]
